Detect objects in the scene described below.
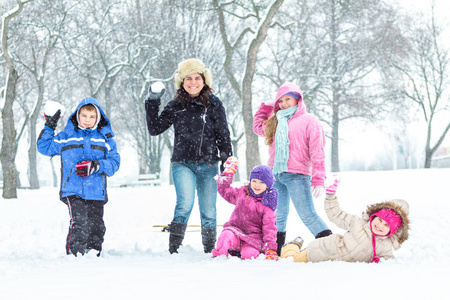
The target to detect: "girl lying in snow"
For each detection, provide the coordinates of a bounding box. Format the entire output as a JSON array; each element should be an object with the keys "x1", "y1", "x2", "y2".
[{"x1": 281, "y1": 176, "x2": 410, "y2": 263}]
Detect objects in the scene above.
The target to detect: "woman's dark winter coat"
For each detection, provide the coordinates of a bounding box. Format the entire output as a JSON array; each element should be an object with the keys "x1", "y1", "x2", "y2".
[{"x1": 145, "y1": 91, "x2": 232, "y2": 164}]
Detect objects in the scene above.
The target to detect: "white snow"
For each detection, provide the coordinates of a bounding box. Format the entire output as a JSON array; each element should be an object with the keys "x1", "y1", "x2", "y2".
[
  {"x1": 1, "y1": 168, "x2": 449, "y2": 299},
  {"x1": 43, "y1": 101, "x2": 65, "y2": 117},
  {"x1": 151, "y1": 81, "x2": 165, "y2": 93}
]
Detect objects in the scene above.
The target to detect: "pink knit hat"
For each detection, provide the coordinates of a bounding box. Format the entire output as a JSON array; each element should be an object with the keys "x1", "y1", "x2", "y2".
[
  {"x1": 370, "y1": 209, "x2": 402, "y2": 237},
  {"x1": 369, "y1": 209, "x2": 402, "y2": 263}
]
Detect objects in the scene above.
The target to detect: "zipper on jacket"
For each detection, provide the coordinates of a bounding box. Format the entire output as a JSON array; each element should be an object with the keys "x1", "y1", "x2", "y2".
[
  {"x1": 63, "y1": 169, "x2": 72, "y2": 189},
  {"x1": 174, "y1": 108, "x2": 187, "y2": 114},
  {"x1": 198, "y1": 106, "x2": 208, "y2": 156}
]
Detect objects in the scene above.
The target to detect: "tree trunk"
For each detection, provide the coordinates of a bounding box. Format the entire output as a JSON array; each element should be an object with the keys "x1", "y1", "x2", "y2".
[
  {"x1": 28, "y1": 80, "x2": 45, "y2": 189},
  {"x1": 1, "y1": 0, "x2": 32, "y2": 197},
  {"x1": 214, "y1": 0, "x2": 285, "y2": 175},
  {"x1": 331, "y1": 105, "x2": 340, "y2": 172},
  {"x1": 1, "y1": 69, "x2": 19, "y2": 198}
]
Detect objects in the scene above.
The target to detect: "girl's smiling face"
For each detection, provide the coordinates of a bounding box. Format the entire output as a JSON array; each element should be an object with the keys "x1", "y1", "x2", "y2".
[
  {"x1": 250, "y1": 178, "x2": 268, "y2": 195},
  {"x1": 278, "y1": 95, "x2": 298, "y2": 110},
  {"x1": 182, "y1": 73, "x2": 205, "y2": 97},
  {"x1": 371, "y1": 216, "x2": 390, "y2": 236}
]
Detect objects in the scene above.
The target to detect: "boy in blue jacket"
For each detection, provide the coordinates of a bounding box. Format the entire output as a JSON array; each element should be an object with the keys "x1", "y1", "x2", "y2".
[{"x1": 37, "y1": 97, "x2": 120, "y2": 257}]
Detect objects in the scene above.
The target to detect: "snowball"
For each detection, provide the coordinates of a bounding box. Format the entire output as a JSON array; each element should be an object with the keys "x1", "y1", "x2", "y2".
[
  {"x1": 151, "y1": 81, "x2": 165, "y2": 93},
  {"x1": 44, "y1": 101, "x2": 65, "y2": 117}
]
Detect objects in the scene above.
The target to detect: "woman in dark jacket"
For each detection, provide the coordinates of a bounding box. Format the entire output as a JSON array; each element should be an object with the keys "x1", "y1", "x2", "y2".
[{"x1": 145, "y1": 58, "x2": 232, "y2": 254}]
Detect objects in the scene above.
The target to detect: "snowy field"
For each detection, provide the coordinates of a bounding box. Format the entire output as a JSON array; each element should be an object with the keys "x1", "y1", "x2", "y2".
[{"x1": 1, "y1": 168, "x2": 449, "y2": 299}]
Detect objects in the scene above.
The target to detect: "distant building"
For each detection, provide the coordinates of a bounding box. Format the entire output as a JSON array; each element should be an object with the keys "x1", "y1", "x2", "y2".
[{"x1": 432, "y1": 146, "x2": 450, "y2": 168}]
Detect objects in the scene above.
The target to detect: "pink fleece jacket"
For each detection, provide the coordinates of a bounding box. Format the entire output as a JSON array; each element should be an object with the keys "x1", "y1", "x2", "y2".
[
  {"x1": 253, "y1": 82, "x2": 326, "y2": 186},
  {"x1": 217, "y1": 176, "x2": 278, "y2": 252}
]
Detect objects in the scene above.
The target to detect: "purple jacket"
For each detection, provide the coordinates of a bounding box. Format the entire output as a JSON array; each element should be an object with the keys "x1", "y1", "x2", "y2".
[
  {"x1": 217, "y1": 176, "x2": 277, "y2": 252},
  {"x1": 253, "y1": 82, "x2": 326, "y2": 186}
]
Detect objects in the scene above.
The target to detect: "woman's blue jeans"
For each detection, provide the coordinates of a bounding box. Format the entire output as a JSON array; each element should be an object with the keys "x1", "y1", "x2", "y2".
[
  {"x1": 171, "y1": 161, "x2": 218, "y2": 228},
  {"x1": 273, "y1": 172, "x2": 329, "y2": 236}
]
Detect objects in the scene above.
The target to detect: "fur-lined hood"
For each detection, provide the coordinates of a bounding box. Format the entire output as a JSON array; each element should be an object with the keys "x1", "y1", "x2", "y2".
[{"x1": 364, "y1": 199, "x2": 410, "y2": 244}]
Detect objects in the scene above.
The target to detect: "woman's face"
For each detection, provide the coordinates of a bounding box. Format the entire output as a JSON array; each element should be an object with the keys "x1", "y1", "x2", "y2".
[
  {"x1": 278, "y1": 95, "x2": 298, "y2": 110},
  {"x1": 182, "y1": 73, "x2": 205, "y2": 97},
  {"x1": 371, "y1": 216, "x2": 390, "y2": 236}
]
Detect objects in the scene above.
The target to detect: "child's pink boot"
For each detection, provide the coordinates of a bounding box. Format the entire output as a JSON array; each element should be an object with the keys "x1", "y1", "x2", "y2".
[{"x1": 211, "y1": 248, "x2": 228, "y2": 258}]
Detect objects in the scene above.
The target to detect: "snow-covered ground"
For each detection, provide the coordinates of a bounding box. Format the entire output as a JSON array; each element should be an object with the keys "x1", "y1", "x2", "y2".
[{"x1": 1, "y1": 168, "x2": 449, "y2": 299}]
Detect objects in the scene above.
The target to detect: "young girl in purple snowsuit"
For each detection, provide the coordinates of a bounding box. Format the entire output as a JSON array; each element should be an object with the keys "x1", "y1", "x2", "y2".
[{"x1": 212, "y1": 159, "x2": 279, "y2": 260}]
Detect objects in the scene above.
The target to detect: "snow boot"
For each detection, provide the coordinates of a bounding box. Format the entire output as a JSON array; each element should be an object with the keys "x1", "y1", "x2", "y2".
[
  {"x1": 285, "y1": 236, "x2": 304, "y2": 249},
  {"x1": 169, "y1": 221, "x2": 187, "y2": 254},
  {"x1": 201, "y1": 226, "x2": 216, "y2": 253},
  {"x1": 276, "y1": 231, "x2": 286, "y2": 256},
  {"x1": 315, "y1": 229, "x2": 332, "y2": 239}
]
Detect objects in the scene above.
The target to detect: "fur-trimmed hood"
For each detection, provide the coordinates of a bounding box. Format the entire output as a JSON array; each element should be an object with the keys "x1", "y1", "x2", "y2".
[{"x1": 364, "y1": 199, "x2": 410, "y2": 244}]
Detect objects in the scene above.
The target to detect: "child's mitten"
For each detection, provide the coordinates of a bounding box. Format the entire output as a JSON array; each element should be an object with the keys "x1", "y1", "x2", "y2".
[
  {"x1": 44, "y1": 109, "x2": 61, "y2": 130},
  {"x1": 43, "y1": 101, "x2": 65, "y2": 130},
  {"x1": 325, "y1": 174, "x2": 341, "y2": 195},
  {"x1": 265, "y1": 249, "x2": 279, "y2": 261},
  {"x1": 75, "y1": 160, "x2": 100, "y2": 177},
  {"x1": 222, "y1": 156, "x2": 238, "y2": 176}
]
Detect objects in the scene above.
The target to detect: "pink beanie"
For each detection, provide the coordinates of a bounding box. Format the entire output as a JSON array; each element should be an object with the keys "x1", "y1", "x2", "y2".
[
  {"x1": 369, "y1": 209, "x2": 402, "y2": 263},
  {"x1": 370, "y1": 209, "x2": 402, "y2": 237}
]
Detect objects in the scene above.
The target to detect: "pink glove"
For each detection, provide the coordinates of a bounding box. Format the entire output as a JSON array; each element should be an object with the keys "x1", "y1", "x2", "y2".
[
  {"x1": 222, "y1": 156, "x2": 238, "y2": 176},
  {"x1": 311, "y1": 185, "x2": 324, "y2": 198},
  {"x1": 265, "y1": 250, "x2": 279, "y2": 261},
  {"x1": 325, "y1": 175, "x2": 341, "y2": 194}
]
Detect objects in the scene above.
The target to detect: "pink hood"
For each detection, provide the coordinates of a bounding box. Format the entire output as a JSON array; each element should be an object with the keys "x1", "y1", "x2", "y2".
[
  {"x1": 253, "y1": 82, "x2": 326, "y2": 186},
  {"x1": 274, "y1": 82, "x2": 304, "y2": 112}
]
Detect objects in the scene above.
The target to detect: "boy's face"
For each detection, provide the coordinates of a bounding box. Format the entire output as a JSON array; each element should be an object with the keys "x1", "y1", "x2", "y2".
[
  {"x1": 371, "y1": 216, "x2": 390, "y2": 236},
  {"x1": 250, "y1": 178, "x2": 268, "y2": 195},
  {"x1": 79, "y1": 107, "x2": 97, "y2": 128}
]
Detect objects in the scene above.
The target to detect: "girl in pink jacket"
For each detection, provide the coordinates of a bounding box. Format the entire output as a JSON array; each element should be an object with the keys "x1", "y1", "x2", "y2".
[
  {"x1": 253, "y1": 82, "x2": 332, "y2": 255},
  {"x1": 212, "y1": 160, "x2": 279, "y2": 260}
]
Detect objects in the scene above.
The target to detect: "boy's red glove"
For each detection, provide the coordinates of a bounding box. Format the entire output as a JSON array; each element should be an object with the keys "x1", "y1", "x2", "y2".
[
  {"x1": 222, "y1": 156, "x2": 238, "y2": 176},
  {"x1": 75, "y1": 160, "x2": 100, "y2": 177},
  {"x1": 265, "y1": 250, "x2": 279, "y2": 261}
]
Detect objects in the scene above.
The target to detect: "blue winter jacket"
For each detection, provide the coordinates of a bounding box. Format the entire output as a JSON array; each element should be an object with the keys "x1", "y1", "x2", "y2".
[{"x1": 37, "y1": 97, "x2": 120, "y2": 201}]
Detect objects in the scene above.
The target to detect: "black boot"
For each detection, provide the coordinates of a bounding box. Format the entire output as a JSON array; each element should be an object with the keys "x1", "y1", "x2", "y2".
[
  {"x1": 276, "y1": 232, "x2": 286, "y2": 256},
  {"x1": 315, "y1": 229, "x2": 332, "y2": 239},
  {"x1": 169, "y1": 221, "x2": 187, "y2": 254},
  {"x1": 201, "y1": 226, "x2": 216, "y2": 253}
]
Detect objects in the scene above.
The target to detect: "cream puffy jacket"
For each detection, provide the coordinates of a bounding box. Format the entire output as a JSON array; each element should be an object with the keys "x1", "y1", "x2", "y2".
[{"x1": 306, "y1": 195, "x2": 410, "y2": 263}]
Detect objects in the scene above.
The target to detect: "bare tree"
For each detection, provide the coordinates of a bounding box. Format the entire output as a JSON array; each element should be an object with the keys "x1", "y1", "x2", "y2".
[
  {"x1": 213, "y1": 0, "x2": 285, "y2": 175},
  {"x1": 1, "y1": 0, "x2": 32, "y2": 198},
  {"x1": 13, "y1": 0, "x2": 67, "y2": 189},
  {"x1": 265, "y1": 0, "x2": 398, "y2": 172},
  {"x1": 384, "y1": 6, "x2": 450, "y2": 168}
]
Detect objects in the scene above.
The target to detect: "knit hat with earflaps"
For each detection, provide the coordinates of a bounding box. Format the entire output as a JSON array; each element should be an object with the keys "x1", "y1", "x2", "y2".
[
  {"x1": 248, "y1": 165, "x2": 278, "y2": 211},
  {"x1": 369, "y1": 208, "x2": 403, "y2": 263},
  {"x1": 174, "y1": 58, "x2": 213, "y2": 89}
]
